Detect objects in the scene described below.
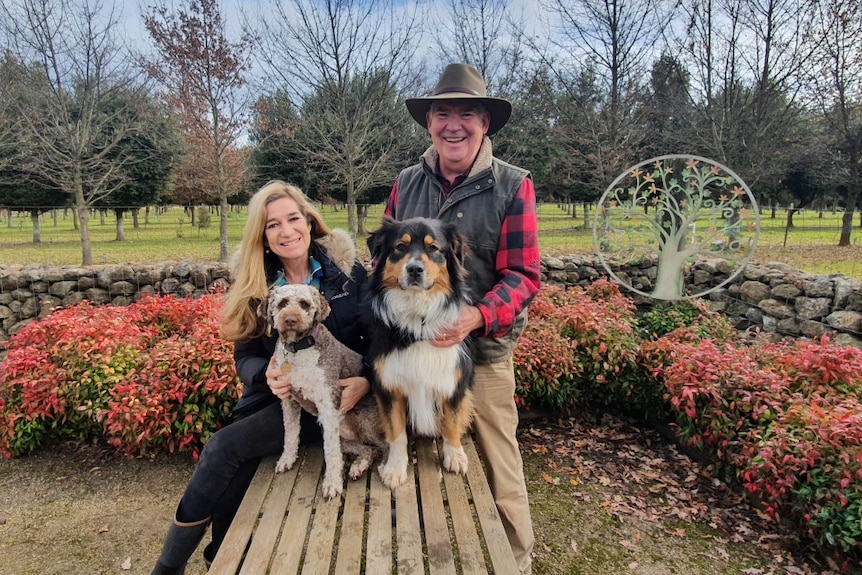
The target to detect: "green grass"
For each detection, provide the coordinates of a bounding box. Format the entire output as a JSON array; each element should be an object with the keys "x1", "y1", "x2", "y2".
[{"x1": 0, "y1": 204, "x2": 859, "y2": 277}]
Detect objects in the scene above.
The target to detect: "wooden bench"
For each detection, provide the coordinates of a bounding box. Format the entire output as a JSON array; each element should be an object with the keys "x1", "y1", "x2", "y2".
[{"x1": 208, "y1": 436, "x2": 519, "y2": 575}]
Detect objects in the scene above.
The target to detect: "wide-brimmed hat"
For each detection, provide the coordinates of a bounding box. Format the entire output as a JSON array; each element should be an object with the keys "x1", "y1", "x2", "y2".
[{"x1": 405, "y1": 63, "x2": 512, "y2": 136}]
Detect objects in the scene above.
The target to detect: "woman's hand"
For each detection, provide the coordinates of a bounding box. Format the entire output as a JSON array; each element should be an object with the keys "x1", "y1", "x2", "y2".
[
  {"x1": 266, "y1": 356, "x2": 294, "y2": 400},
  {"x1": 339, "y1": 376, "x2": 370, "y2": 413}
]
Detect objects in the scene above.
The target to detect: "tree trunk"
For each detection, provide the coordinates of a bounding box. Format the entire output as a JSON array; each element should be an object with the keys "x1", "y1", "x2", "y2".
[
  {"x1": 838, "y1": 187, "x2": 859, "y2": 247},
  {"x1": 76, "y1": 176, "x2": 93, "y2": 266},
  {"x1": 357, "y1": 204, "x2": 368, "y2": 235},
  {"x1": 786, "y1": 208, "x2": 797, "y2": 228},
  {"x1": 220, "y1": 196, "x2": 230, "y2": 262},
  {"x1": 346, "y1": 177, "x2": 357, "y2": 237},
  {"x1": 115, "y1": 209, "x2": 126, "y2": 241},
  {"x1": 652, "y1": 246, "x2": 687, "y2": 300},
  {"x1": 30, "y1": 210, "x2": 41, "y2": 244}
]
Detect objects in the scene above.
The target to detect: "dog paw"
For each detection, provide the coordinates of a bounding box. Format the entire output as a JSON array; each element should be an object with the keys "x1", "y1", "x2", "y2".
[
  {"x1": 349, "y1": 458, "x2": 371, "y2": 479},
  {"x1": 274, "y1": 454, "x2": 296, "y2": 473},
  {"x1": 378, "y1": 462, "x2": 408, "y2": 489},
  {"x1": 321, "y1": 481, "x2": 343, "y2": 500},
  {"x1": 442, "y1": 444, "x2": 469, "y2": 475}
]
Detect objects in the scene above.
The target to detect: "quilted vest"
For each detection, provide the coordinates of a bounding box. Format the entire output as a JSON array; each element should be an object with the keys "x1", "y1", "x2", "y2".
[{"x1": 392, "y1": 150, "x2": 530, "y2": 363}]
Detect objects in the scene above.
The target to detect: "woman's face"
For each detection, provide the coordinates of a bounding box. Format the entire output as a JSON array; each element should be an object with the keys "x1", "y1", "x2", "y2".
[{"x1": 263, "y1": 196, "x2": 311, "y2": 264}]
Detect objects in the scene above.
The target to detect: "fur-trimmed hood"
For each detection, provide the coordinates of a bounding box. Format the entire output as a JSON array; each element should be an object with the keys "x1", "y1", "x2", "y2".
[{"x1": 315, "y1": 228, "x2": 355, "y2": 277}]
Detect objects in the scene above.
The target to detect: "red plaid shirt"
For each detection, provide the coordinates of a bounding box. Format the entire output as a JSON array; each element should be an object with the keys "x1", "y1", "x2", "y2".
[{"x1": 385, "y1": 176, "x2": 540, "y2": 338}]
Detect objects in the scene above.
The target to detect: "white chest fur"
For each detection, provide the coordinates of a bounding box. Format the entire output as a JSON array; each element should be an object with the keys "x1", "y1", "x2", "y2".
[
  {"x1": 278, "y1": 347, "x2": 330, "y2": 405},
  {"x1": 378, "y1": 342, "x2": 464, "y2": 436}
]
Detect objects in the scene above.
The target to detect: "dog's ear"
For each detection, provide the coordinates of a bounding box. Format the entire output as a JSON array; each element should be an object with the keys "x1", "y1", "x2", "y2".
[
  {"x1": 443, "y1": 222, "x2": 469, "y2": 267},
  {"x1": 257, "y1": 294, "x2": 273, "y2": 336},
  {"x1": 366, "y1": 216, "x2": 395, "y2": 264},
  {"x1": 257, "y1": 295, "x2": 270, "y2": 321},
  {"x1": 314, "y1": 289, "x2": 331, "y2": 323}
]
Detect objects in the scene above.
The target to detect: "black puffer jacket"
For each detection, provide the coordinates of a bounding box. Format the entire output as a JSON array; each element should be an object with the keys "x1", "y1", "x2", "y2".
[{"x1": 231, "y1": 229, "x2": 368, "y2": 418}]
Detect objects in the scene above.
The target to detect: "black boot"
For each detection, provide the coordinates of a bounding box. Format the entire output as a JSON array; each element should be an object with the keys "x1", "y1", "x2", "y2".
[
  {"x1": 203, "y1": 542, "x2": 215, "y2": 569},
  {"x1": 151, "y1": 517, "x2": 210, "y2": 575}
]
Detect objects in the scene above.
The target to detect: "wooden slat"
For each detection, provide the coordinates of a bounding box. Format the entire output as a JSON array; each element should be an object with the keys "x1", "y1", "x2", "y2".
[
  {"x1": 301, "y1": 478, "x2": 343, "y2": 574},
  {"x1": 440, "y1": 443, "x2": 488, "y2": 575},
  {"x1": 416, "y1": 440, "x2": 456, "y2": 575},
  {"x1": 208, "y1": 455, "x2": 278, "y2": 575},
  {"x1": 364, "y1": 468, "x2": 393, "y2": 574},
  {"x1": 212, "y1": 437, "x2": 519, "y2": 575},
  {"x1": 393, "y1": 448, "x2": 424, "y2": 574},
  {"x1": 268, "y1": 448, "x2": 325, "y2": 575},
  {"x1": 333, "y1": 473, "x2": 368, "y2": 575},
  {"x1": 238, "y1": 454, "x2": 302, "y2": 575},
  {"x1": 463, "y1": 438, "x2": 519, "y2": 575}
]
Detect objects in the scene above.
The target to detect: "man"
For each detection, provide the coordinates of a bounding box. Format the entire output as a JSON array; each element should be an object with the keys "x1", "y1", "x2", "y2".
[{"x1": 385, "y1": 62, "x2": 540, "y2": 574}]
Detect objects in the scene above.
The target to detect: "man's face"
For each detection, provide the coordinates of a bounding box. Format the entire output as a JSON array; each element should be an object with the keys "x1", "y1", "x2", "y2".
[{"x1": 426, "y1": 100, "x2": 490, "y2": 178}]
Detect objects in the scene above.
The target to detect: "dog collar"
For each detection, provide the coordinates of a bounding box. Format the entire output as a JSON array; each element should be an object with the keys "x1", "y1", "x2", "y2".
[{"x1": 285, "y1": 327, "x2": 319, "y2": 353}]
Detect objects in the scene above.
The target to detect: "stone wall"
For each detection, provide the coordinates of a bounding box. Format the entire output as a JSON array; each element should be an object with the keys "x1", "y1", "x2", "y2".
[
  {"x1": 0, "y1": 261, "x2": 231, "y2": 340},
  {"x1": 2, "y1": 257, "x2": 861, "y2": 348},
  {"x1": 541, "y1": 254, "x2": 862, "y2": 348}
]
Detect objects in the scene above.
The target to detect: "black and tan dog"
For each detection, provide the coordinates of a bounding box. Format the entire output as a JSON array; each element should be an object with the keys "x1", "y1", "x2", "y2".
[{"x1": 365, "y1": 217, "x2": 475, "y2": 489}]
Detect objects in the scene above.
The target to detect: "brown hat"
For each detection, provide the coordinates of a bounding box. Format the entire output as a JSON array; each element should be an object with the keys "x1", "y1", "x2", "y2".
[{"x1": 405, "y1": 63, "x2": 512, "y2": 136}]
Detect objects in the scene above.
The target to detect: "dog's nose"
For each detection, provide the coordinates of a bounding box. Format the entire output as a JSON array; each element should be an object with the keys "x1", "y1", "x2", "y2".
[
  {"x1": 405, "y1": 261, "x2": 425, "y2": 278},
  {"x1": 282, "y1": 315, "x2": 299, "y2": 327}
]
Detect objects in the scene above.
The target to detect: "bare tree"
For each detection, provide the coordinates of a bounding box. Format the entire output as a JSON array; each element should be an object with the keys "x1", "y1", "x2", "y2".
[
  {"x1": 804, "y1": 0, "x2": 862, "y2": 247},
  {"x1": 670, "y1": 0, "x2": 819, "y2": 189},
  {"x1": 531, "y1": 0, "x2": 677, "y2": 190},
  {"x1": 0, "y1": 0, "x2": 147, "y2": 265},
  {"x1": 253, "y1": 0, "x2": 425, "y2": 235},
  {"x1": 144, "y1": 0, "x2": 253, "y2": 262},
  {"x1": 430, "y1": 0, "x2": 526, "y2": 96}
]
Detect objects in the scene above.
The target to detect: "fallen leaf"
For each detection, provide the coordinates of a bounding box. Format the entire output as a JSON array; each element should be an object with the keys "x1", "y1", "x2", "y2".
[
  {"x1": 120, "y1": 557, "x2": 132, "y2": 571},
  {"x1": 541, "y1": 472, "x2": 560, "y2": 485},
  {"x1": 98, "y1": 525, "x2": 109, "y2": 534}
]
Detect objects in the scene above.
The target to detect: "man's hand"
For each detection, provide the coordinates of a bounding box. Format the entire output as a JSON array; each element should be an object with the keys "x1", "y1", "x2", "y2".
[{"x1": 431, "y1": 305, "x2": 484, "y2": 348}]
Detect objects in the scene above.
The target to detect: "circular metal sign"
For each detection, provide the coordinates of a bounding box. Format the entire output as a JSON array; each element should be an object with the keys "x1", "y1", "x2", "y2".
[{"x1": 592, "y1": 155, "x2": 760, "y2": 300}]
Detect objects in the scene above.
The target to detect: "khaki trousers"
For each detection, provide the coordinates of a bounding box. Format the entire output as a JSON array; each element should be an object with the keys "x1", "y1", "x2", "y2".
[{"x1": 471, "y1": 357, "x2": 535, "y2": 575}]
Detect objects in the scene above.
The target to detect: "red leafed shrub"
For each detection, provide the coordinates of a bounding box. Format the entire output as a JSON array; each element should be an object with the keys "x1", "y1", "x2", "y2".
[
  {"x1": 514, "y1": 280, "x2": 644, "y2": 411},
  {"x1": 649, "y1": 329, "x2": 862, "y2": 564},
  {"x1": 646, "y1": 337, "x2": 785, "y2": 456},
  {"x1": 0, "y1": 293, "x2": 239, "y2": 459}
]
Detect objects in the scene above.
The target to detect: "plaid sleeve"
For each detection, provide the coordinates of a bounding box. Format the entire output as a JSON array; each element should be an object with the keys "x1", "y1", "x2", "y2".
[
  {"x1": 384, "y1": 182, "x2": 398, "y2": 217},
  {"x1": 476, "y1": 177, "x2": 541, "y2": 338}
]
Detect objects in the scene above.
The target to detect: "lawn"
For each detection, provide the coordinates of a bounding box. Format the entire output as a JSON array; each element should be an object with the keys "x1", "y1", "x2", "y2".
[{"x1": 0, "y1": 204, "x2": 859, "y2": 278}]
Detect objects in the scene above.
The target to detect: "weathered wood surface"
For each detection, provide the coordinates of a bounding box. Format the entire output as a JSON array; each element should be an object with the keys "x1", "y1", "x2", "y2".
[{"x1": 209, "y1": 436, "x2": 518, "y2": 575}]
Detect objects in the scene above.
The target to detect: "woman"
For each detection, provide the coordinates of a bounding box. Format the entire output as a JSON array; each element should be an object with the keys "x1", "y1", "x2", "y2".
[{"x1": 151, "y1": 181, "x2": 371, "y2": 575}]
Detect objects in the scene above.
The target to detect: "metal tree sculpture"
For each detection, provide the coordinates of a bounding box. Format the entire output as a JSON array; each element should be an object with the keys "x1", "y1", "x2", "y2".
[{"x1": 593, "y1": 155, "x2": 760, "y2": 300}]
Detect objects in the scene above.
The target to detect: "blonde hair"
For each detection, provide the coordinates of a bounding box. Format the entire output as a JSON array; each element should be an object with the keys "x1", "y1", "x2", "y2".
[{"x1": 220, "y1": 180, "x2": 332, "y2": 342}]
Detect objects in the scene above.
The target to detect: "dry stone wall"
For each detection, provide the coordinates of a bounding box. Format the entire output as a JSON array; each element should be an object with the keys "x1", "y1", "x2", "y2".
[
  {"x1": 0, "y1": 261, "x2": 231, "y2": 340},
  {"x1": 1, "y1": 257, "x2": 860, "y2": 348},
  {"x1": 542, "y1": 255, "x2": 862, "y2": 348}
]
